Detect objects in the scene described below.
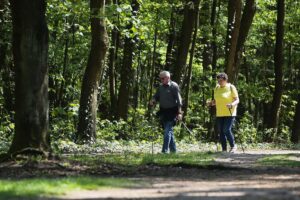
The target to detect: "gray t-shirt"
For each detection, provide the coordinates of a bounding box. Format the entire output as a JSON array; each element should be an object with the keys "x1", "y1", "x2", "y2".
[{"x1": 153, "y1": 81, "x2": 182, "y2": 109}]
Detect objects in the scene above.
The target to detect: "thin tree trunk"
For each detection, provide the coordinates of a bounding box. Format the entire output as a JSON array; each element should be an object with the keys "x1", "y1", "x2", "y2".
[
  {"x1": 147, "y1": 26, "x2": 158, "y2": 116},
  {"x1": 133, "y1": 47, "x2": 141, "y2": 109},
  {"x1": 57, "y1": 36, "x2": 69, "y2": 106},
  {"x1": 116, "y1": 0, "x2": 139, "y2": 120},
  {"x1": 208, "y1": 0, "x2": 219, "y2": 141},
  {"x1": 268, "y1": 0, "x2": 285, "y2": 130},
  {"x1": 9, "y1": 0, "x2": 50, "y2": 155},
  {"x1": 173, "y1": 0, "x2": 200, "y2": 85},
  {"x1": 108, "y1": 28, "x2": 118, "y2": 118},
  {"x1": 76, "y1": 0, "x2": 109, "y2": 142},
  {"x1": 201, "y1": 0, "x2": 212, "y2": 74},
  {"x1": 234, "y1": 0, "x2": 256, "y2": 80},
  {"x1": 165, "y1": 8, "x2": 176, "y2": 71},
  {"x1": 225, "y1": 0, "x2": 242, "y2": 83},
  {"x1": 108, "y1": 0, "x2": 119, "y2": 119},
  {"x1": 183, "y1": 1, "x2": 199, "y2": 117},
  {"x1": 211, "y1": 0, "x2": 218, "y2": 73}
]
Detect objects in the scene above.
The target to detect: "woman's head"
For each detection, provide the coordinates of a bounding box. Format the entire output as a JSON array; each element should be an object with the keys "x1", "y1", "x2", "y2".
[{"x1": 216, "y1": 72, "x2": 228, "y2": 86}]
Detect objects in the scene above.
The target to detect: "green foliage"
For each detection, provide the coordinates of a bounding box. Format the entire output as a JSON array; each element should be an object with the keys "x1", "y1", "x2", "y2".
[
  {"x1": 0, "y1": 113, "x2": 13, "y2": 153},
  {"x1": 1, "y1": 0, "x2": 299, "y2": 151},
  {"x1": 0, "y1": 177, "x2": 139, "y2": 199},
  {"x1": 236, "y1": 112, "x2": 258, "y2": 144},
  {"x1": 50, "y1": 102, "x2": 79, "y2": 142}
]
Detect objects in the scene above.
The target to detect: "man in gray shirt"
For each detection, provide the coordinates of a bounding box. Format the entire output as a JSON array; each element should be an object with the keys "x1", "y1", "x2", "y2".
[{"x1": 150, "y1": 71, "x2": 182, "y2": 153}]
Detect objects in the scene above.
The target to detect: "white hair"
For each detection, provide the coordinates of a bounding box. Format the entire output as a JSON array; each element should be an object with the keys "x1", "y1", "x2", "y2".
[{"x1": 159, "y1": 71, "x2": 170, "y2": 78}]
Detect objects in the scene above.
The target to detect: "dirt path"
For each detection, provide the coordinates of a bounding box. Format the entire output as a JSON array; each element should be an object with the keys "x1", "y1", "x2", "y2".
[{"x1": 59, "y1": 150, "x2": 300, "y2": 200}]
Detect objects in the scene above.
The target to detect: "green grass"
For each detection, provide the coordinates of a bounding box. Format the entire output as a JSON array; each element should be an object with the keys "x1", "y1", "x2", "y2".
[
  {"x1": 69, "y1": 152, "x2": 215, "y2": 167},
  {"x1": 0, "y1": 176, "x2": 139, "y2": 199},
  {"x1": 257, "y1": 154, "x2": 300, "y2": 167}
]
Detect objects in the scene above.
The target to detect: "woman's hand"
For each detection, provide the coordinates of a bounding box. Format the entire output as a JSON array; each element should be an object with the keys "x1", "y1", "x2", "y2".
[
  {"x1": 206, "y1": 100, "x2": 215, "y2": 107},
  {"x1": 226, "y1": 103, "x2": 233, "y2": 109}
]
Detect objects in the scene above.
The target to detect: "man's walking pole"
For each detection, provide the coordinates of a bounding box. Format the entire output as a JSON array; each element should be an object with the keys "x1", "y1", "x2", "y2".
[
  {"x1": 149, "y1": 108, "x2": 155, "y2": 156},
  {"x1": 228, "y1": 107, "x2": 245, "y2": 153}
]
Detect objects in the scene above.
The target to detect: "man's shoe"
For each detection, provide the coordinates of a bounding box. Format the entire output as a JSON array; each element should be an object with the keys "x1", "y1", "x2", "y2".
[{"x1": 229, "y1": 146, "x2": 237, "y2": 153}]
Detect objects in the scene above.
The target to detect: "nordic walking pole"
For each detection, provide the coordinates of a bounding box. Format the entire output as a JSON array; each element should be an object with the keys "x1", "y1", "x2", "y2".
[
  {"x1": 228, "y1": 107, "x2": 245, "y2": 153},
  {"x1": 149, "y1": 107, "x2": 155, "y2": 156}
]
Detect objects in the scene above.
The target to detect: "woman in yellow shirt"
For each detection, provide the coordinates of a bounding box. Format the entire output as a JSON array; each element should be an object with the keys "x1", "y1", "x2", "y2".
[{"x1": 208, "y1": 73, "x2": 239, "y2": 153}]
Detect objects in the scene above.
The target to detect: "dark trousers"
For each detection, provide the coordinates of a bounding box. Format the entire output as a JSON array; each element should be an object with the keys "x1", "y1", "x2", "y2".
[{"x1": 216, "y1": 117, "x2": 235, "y2": 151}]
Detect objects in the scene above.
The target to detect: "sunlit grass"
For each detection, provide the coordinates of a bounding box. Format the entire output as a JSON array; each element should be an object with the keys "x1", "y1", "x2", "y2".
[
  {"x1": 0, "y1": 176, "x2": 139, "y2": 199},
  {"x1": 257, "y1": 154, "x2": 300, "y2": 167},
  {"x1": 69, "y1": 152, "x2": 215, "y2": 167}
]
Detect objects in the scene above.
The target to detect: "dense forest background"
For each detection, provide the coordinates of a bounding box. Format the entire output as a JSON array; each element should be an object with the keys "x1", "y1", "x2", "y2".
[{"x1": 0, "y1": 0, "x2": 299, "y2": 156}]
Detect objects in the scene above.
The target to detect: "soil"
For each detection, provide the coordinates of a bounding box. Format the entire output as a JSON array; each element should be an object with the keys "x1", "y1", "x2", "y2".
[{"x1": 0, "y1": 150, "x2": 299, "y2": 200}]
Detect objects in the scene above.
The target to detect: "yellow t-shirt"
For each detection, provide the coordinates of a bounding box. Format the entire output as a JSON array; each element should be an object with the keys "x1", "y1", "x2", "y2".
[{"x1": 214, "y1": 83, "x2": 238, "y2": 117}]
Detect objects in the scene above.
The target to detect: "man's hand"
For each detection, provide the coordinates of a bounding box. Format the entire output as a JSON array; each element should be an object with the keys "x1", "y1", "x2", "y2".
[
  {"x1": 176, "y1": 113, "x2": 183, "y2": 121},
  {"x1": 149, "y1": 99, "x2": 156, "y2": 107}
]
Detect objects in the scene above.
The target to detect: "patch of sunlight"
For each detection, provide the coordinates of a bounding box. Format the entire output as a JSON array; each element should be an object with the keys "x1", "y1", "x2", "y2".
[
  {"x1": 257, "y1": 154, "x2": 300, "y2": 167},
  {"x1": 0, "y1": 176, "x2": 139, "y2": 199}
]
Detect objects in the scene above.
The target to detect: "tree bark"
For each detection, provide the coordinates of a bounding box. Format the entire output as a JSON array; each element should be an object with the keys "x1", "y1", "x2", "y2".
[
  {"x1": 116, "y1": 0, "x2": 139, "y2": 120},
  {"x1": 76, "y1": 0, "x2": 109, "y2": 142},
  {"x1": 147, "y1": 26, "x2": 158, "y2": 116},
  {"x1": 9, "y1": 0, "x2": 50, "y2": 154},
  {"x1": 268, "y1": 0, "x2": 284, "y2": 130},
  {"x1": 173, "y1": 0, "x2": 200, "y2": 85},
  {"x1": 183, "y1": 1, "x2": 199, "y2": 117},
  {"x1": 57, "y1": 36, "x2": 69, "y2": 107},
  {"x1": 108, "y1": 0, "x2": 119, "y2": 119},
  {"x1": 225, "y1": 0, "x2": 242, "y2": 83},
  {"x1": 234, "y1": 0, "x2": 256, "y2": 80},
  {"x1": 165, "y1": 8, "x2": 176, "y2": 71},
  {"x1": 291, "y1": 93, "x2": 300, "y2": 143}
]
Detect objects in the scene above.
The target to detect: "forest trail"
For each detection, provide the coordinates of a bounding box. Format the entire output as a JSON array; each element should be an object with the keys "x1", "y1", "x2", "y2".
[{"x1": 60, "y1": 150, "x2": 300, "y2": 200}]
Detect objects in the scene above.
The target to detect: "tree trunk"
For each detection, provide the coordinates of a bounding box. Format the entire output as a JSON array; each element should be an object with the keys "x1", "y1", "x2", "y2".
[
  {"x1": 133, "y1": 47, "x2": 141, "y2": 109},
  {"x1": 211, "y1": 0, "x2": 218, "y2": 73},
  {"x1": 108, "y1": 0, "x2": 119, "y2": 119},
  {"x1": 208, "y1": 0, "x2": 219, "y2": 141},
  {"x1": 291, "y1": 93, "x2": 300, "y2": 143},
  {"x1": 147, "y1": 26, "x2": 158, "y2": 116},
  {"x1": 183, "y1": 1, "x2": 199, "y2": 117},
  {"x1": 173, "y1": 0, "x2": 200, "y2": 85},
  {"x1": 200, "y1": 0, "x2": 212, "y2": 73},
  {"x1": 268, "y1": 0, "x2": 284, "y2": 130},
  {"x1": 165, "y1": 8, "x2": 176, "y2": 71},
  {"x1": 76, "y1": 0, "x2": 109, "y2": 142},
  {"x1": 57, "y1": 36, "x2": 69, "y2": 107},
  {"x1": 116, "y1": 0, "x2": 139, "y2": 120},
  {"x1": 225, "y1": 0, "x2": 242, "y2": 83},
  {"x1": 234, "y1": 0, "x2": 256, "y2": 80},
  {"x1": 9, "y1": 0, "x2": 50, "y2": 154}
]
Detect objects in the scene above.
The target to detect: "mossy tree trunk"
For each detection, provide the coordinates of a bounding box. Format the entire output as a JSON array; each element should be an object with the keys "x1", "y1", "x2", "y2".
[{"x1": 76, "y1": 0, "x2": 109, "y2": 142}]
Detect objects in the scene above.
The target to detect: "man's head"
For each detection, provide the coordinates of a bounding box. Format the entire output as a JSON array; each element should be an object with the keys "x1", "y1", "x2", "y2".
[{"x1": 159, "y1": 71, "x2": 171, "y2": 85}]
